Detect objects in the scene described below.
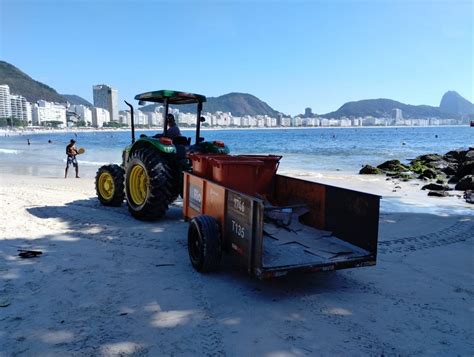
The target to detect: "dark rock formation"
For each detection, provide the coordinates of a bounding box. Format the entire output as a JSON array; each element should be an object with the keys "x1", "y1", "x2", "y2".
[
  {"x1": 422, "y1": 183, "x2": 450, "y2": 191},
  {"x1": 428, "y1": 191, "x2": 450, "y2": 197},
  {"x1": 455, "y1": 175, "x2": 474, "y2": 191},
  {"x1": 359, "y1": 165, "x2": 382, "y2": 175}
]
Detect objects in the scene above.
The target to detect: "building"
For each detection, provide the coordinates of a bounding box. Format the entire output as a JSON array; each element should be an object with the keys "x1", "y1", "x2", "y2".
[
  {"x1": 304, "y1": 107, "x2": 313, "y2": 117},
  {"x1": 0, "y1": 84, "x2": 12, "y2": 118},
  {"x1": 93, "y1": 84, "x2": 119, "y2": 122},
  {"x1": 10, "y1": 95, "x2": 31, "y2": 124},
  {"x1": 32, "y1": 100, "x2": 67, "y2": 126},
  {"x1": 91, "y1": 107, "x2": 110, "y2": 127},
  {"x1": 68, "y1": 105, "x2": 92, "y2": 125},
  {"x1": 392, "y1": 108, "x2": 403, "y2": 120}
]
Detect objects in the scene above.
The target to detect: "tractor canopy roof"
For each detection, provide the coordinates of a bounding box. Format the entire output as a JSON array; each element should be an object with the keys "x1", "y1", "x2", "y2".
[{"x1": 135, "y1": 90, "x2": 206, "y2": 105}]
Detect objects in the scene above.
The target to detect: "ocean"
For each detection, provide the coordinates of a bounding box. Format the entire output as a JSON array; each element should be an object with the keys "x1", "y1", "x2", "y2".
[{"x1": 0, "y1": 126, "x2": 472, "y2": 178}]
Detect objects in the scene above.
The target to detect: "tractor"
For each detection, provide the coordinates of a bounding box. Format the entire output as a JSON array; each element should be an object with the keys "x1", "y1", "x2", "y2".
[{"x1": 95, "y1": 90, "x2": 229, "y2": 220}]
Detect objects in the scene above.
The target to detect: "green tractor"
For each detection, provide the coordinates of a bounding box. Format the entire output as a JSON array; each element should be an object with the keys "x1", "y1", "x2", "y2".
[{"x1": 95, "y1": 90, "x2": 229, "y2": 220}]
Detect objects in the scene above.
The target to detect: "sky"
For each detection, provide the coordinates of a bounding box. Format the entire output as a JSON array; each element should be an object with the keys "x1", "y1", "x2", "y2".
[{"x1": 0, "y1": 0, "x2": 472, "y2": 115}]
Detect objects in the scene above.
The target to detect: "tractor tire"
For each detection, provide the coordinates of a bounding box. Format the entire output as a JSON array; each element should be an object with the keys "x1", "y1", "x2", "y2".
[
  {"x1": 188, "y1": 215, "x2": 222, "y2": 272},
  {"x1": 125, "y1": 147, "x2": 174, "y2": 220},
  {"x1": 95, "y1": 164, "x2": 125, "y2": 206}
]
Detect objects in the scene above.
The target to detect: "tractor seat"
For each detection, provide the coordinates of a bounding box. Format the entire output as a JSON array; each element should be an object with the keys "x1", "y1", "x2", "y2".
[{"x1": 173, "y1": 136, "x2": 191, "y2": 146}]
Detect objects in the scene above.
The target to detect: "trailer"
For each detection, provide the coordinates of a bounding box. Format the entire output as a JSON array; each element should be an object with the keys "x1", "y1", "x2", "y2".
[{"x1": 183, "y1": 171, "x2": 380, "y2": 279}]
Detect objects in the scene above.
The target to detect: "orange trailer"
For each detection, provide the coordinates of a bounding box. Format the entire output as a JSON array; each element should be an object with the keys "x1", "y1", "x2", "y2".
[{"x1": 183, "y1": 172, "x2": 380, "y2": 278}]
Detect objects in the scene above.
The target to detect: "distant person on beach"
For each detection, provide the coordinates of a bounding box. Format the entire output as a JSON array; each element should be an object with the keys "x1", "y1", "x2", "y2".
[
  {"x1": 65, "y1": 139, "x2": 80, "y2": 178},
  {"x1": 166, "y1": 114, "x2": 181, "y2": 139},
  {"x1": 27, "y1": 139, "x2": 30, "y2": 145},
  {"x1": 48, "y1": 139, "x2": 52, "y2": 144}
]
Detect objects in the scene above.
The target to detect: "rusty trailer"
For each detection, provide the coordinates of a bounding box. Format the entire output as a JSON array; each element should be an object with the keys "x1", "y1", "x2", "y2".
[{"x1": 183, "y1": 172, "x2": 380, "y2": 279}]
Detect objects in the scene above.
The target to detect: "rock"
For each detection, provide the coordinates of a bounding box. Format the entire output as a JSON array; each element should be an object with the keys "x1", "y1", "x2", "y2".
[
  {"x1": 377, "y1": 160, "x2": 409, "y2": 172},
  {"x1": 457, "y1": 161, "x2": 474, "y2": 178},
  {"x1": 426, "y1": 159, "x2": 450, "y2": 171},
  {"x1": 416, "y1": 154, "x2": 443, "y2": 163},
  {"x1": 448, "y1": 176, "x2": 460, "y2": 184},
  {"x1": 359, "y1": 165, "x2": 382, "y2": 175},
  {"x1": 443, "y1": 149, "x2": 466, "y2": 163},
  {"x1": 418, "y1": 168, "x2": 438, "y2": 179},
  {"x1": 464, "y1": 150, "x2": 474, "y2": 162},
  {"x1": 455, "y1": 175, "x2": 474, "y2": 191},
  {"x1": 464, "y1": 190, "x2": 474, "y2": 204},
  {"x1": 441, "y1": 163, "x2": 458, "y2": 176},
  {"x1": 428, "y1": 191, "x2": 449, "y2": 197},
  {"x1": 422, "y1": 183, "x2": 449, "y2": 191}
]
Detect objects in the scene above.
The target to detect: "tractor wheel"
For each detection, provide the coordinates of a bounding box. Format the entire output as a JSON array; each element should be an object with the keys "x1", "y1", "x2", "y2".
[
  {"x1": 125, "y1": 148, "x2": 173, "y2": 220},
  {"x1": 188, "y1": 215, "x2": 222, "y2": 272},
  {"x1": 95, "y1": 164, "x2": 125, "y2": 206}
]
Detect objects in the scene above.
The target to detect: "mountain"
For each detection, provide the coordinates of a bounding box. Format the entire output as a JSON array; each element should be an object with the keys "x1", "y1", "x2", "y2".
[
  {"x1": 140, "y1": 92, "x2": 281, "y2": 117},
  {"x1": 323, "y1": 98, "x2": 454, "y2": 119},
  {"x1": 0, "y1": 61, "x2": 66, "y2": 103},
  {"x1": 62, "y1": 94, "x2": 93, "y2": 107},
  {"x1": 439, "y1": 91, "x2": 474, "y2": 116}
]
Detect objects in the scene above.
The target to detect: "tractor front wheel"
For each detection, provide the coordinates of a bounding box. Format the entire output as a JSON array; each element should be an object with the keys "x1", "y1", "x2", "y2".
[
  {"x1": 188, "y1": 215, "x2": 222, "y2": 272},
  {"x1": 125, "y1": 148, "x2": 173, "y2": 220},
  {"x1": 95, "y1": 164, "x2": 125, "y2": 206}
]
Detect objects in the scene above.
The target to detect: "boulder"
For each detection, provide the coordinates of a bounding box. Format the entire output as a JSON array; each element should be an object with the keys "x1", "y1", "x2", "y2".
[
  {"x1": 464, "y1": 190, "x2": 474, "y2": 204},
  {"x1": 448, "y1": 176, "x2": 460, "y2": 184},
  {"x1": 464, "y1": 150, "x2": 474, "y2": 163},
  {"x1": 443, "y1": 149, "x2": 466, "y2": 163},
  {"x1": 455, "y1": 175, "x2": 474, "y2": 191},
  {"x1": 377, "y1": 160, "x2": 409, "y2": 172},
  {"x1": 416, "y1": 153, "x2": 443, "y2": 163},
  {"x1": 422, "y1": 183, "x2": 450, "y2": 191},
  {"x1": 418, "y1": 168, "x2": 438, "y2": 179},
  {"x1": 359, "y1": 165, "x2": 382, "y2": 175},
  {"x1": 428, "y1": 191, "x2": 450, "y2": 197},
  {"x1": 441, "y1": 163, "x2": 458, "y2": 176},
  {"x1": 457, "y1": 161, "x2": 474, "y2": 178}
]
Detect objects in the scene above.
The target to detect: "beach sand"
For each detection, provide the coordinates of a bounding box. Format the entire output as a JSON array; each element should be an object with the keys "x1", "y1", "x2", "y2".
[{"x1": 0, "y1": 172, "x2": 472, "y2": 356}]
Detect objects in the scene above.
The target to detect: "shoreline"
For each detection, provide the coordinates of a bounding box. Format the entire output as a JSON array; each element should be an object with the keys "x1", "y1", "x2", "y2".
[{"x1": 0, "y1": 124, "x2": 470, "y2": 137}]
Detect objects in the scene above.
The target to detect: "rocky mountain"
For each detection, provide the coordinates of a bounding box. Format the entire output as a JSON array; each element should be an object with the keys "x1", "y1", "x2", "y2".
[
  {"x1": 62, "y1": 94, "x2": 93, "y2": 107},
  {"x1": 140, "y1": 92, "x2": 281, "y2": 117},
  {"x1": 0, "y1": 61, "x2": 66, "y2": 103},
  {"x1": 323, "y1": 92, "x2": 473, "y2": 119},
  {"x1": 323, "y1": 98, "x2": 453, "y2": 119},
  {"x1": 439, "y1": 91, "x2": 474, "y2": 116}
]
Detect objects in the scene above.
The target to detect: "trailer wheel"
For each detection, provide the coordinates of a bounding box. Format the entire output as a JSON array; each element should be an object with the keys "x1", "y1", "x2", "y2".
[
  {"x1": 95, "y1": 164, "x2": 125, "y2": 206},
  {"x1": 188, "y1": 215, "x2": 222, "y2": 272}
]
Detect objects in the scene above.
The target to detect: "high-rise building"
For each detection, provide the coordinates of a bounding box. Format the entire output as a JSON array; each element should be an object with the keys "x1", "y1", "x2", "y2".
[
  {"x1": 304, "y1": 107, "x2": 313, "y2": 118},
  {"x1": 392, "y1": 108, "x2": 403, "y2": 120},
  {"x1": 0, "y1": 84, "x2": 12, "y2": 118},
  {"x1": 93, "y1": 84, "x2": 119, "y2": 122},
  {"x1": 10, "y1": 95, "x2": 30, "y2": 123}
]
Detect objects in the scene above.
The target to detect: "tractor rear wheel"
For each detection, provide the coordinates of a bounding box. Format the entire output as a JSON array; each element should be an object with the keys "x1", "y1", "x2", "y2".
[
  {"x1": 125, "y1": 147, "x2": 174, "y2": 220},
  {"x1": 95, "y1": 164, "x2": 125, "y2": 206},
  {"x1": 188, "y1": 215, "x2": 222, "y2": 272}
]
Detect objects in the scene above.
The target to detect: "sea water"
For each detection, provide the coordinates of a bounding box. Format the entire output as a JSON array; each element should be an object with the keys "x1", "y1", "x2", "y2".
[{"x1": 0, "y1": 126, "x2": 472, "y2": 178}]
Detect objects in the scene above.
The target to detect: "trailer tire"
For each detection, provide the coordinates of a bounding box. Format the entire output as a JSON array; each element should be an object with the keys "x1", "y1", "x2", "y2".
[
  {"x1": 125, "y1": 147, "x2": 173, "y2": 220},
  {"x1": 188, "y1": 215, "x2": 222, "y2": 272},
  {"x1": 95, "y1": 164, "x2": 125, "y2": 206}
]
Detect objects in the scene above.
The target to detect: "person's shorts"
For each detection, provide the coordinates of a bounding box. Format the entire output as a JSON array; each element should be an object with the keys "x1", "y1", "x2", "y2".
[{"x1": 66, "y1": 156, "x2": 78, "y2": 167}]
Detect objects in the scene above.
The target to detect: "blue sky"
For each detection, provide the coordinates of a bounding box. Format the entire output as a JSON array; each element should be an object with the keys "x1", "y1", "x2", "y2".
[{"x1": 1, "y1": 0, "x2": 472, "y2": 115}]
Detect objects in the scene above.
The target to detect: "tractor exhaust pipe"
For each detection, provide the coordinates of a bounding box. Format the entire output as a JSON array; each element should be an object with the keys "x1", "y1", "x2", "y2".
[{"x1": 124, "y1": 100, "x2": 135, "y2": 143}]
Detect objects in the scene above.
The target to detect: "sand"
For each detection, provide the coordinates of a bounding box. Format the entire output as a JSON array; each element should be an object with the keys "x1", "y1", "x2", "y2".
[{"x1": 0, "y1": 172, "x2": 473, "y2": 356}]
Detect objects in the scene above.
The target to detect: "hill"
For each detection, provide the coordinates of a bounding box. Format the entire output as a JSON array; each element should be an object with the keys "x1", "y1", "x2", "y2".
[
  {"x1": 62, "y1": 94, "x2": 93, "y2": 107},
  {"x1": 439, "y1": 91, "x2": 474, "y2": 116},
  {"x1": 0, "y1": 61, "x2": 66, "y2": 103},
  {"x1": 323, "y1": 98, "x2": 454, "y2": 119},
  {"x1": 140, "y1": 92, "x2": 281, "y2": 117}
]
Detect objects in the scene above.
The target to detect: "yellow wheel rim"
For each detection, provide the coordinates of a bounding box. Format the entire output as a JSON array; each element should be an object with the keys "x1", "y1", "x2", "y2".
[
  {"x1": 129, "y1": 164, "x2": 148, "y2": 205},
  {"x1": 98, "y1": 172, "x2": 114, "y2": 200}
]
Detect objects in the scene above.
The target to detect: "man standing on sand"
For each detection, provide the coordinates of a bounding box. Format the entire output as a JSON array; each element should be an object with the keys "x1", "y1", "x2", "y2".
[{"x1": 65, "y1": 139, "x2": 80, "y2": 178}]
